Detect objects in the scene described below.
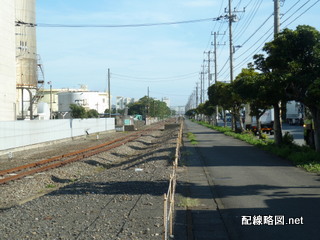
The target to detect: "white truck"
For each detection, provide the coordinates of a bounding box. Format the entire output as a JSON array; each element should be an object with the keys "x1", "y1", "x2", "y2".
[
  {"x1": 244, "y1": 104, "x2": 274, "y2": 134},
  {"x1": 286, "y1": 101, "x2": 303, "y2": 125}
]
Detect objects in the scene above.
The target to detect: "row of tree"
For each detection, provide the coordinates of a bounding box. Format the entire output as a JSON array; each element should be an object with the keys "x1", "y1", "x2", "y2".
[
  {"x1": 69, "y1": 104, "x2": 99, "y2": 118},
  {"x1": 188, "y1": 25, "x2": 320, "y2": 152},
  {"x1": 70, "y1": 96, "x2": 173, "y2": 120},
  {"x1": 127, "y1": 96, "x2": 172, "y2": 119}
]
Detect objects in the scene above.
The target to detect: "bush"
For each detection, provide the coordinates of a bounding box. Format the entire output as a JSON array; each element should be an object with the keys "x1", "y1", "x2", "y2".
[
  {"x1": 282, "y1": 131, "x2": 294, "y2": 145},
  {"x1": 193, "y1": 120, "x2": 320, "y2": 173}
]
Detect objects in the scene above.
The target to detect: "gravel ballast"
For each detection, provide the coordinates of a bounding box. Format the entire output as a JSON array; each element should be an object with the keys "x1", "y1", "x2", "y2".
[{"x1": 0, "y1": 126, "x2": 179, "y2": 240}]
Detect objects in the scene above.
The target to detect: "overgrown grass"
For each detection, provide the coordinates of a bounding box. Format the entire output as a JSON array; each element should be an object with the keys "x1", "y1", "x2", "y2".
[
  {"x1": 194, "y1": 120, "x2": 320, "y2": 173},
  {"x1": 177, "y1": 197, "x2": 200, "y2": 208},
  {"x1": 187, "y1": 132, "x2": 198, "y2": 145}
]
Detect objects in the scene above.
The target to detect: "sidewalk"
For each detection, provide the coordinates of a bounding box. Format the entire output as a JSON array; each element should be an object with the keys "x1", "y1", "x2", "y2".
[
  {"x1": 173, "y1": 120, "x2": 230, "y2": 240},
  {"x1": 173, "y1": 120, "x2": 320, "y2": 240}
]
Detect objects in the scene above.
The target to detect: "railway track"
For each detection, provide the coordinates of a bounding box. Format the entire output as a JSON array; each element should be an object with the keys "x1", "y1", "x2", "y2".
[{"x1": 0, "y1": 121, "x2": 167, "y2": 185}]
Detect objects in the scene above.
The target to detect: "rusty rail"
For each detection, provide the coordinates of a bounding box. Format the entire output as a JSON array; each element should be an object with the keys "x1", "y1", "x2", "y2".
[{"x1": 0, "y1": 122, "x2": 166, "y2": 185}]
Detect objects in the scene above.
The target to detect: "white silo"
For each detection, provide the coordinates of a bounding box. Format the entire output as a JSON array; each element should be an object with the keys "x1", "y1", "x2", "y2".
[
  {"x1": 0, "y1": 1, "x2": 17, "y2": 121},
  {"x1": 15, "y1": 0, "x2": 40, "y2": 119}
]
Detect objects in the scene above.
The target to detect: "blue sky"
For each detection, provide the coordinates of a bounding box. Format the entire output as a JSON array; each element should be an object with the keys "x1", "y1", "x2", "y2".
[{"x1": 36, "y1": 0, "x2": 320, "y2": 107}]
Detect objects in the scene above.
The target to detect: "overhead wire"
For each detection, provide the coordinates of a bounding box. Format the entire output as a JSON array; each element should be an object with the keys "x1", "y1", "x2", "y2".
[
  {"x1": 281, "y1": 0, "x2": 320, "y2": 28},
  {"x1": 233, "y1": 0, "x2": 263, "y2": 41},
  {"x1": 217, "y1": 0, "x2": 265, "y2": 80},
  {"x1": 112, "y1": 72, "x2": 198, "y2": 83},
  {"x1": 37, "y1": 17, "x2": 220, "y2": 28},
  {"x1": 280, "y1": 0, "x2": 312, "y2": 26},
  {"x1": 233, "y1": 0, "x2": 319, "y2": 74}
]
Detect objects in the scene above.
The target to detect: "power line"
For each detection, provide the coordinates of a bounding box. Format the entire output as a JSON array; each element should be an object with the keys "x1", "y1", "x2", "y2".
[
  {"x1": 280, "y1": 0, "x2": 312, "y2": 26},
  {"x1": 37, "y1": 17, "x2": 225, "y2": 28},
  {"x1": 112, "y1": 72, "x2": 198, "y2": 81},
  {"x1": 282, "y1": 0, "x2": 320, "y2": 28}
]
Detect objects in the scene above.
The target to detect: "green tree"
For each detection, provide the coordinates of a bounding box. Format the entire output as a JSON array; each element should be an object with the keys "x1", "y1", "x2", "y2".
[
  {"x1": 128, "y1": 96, "x2": 171, "y2": 119},
  {"x1": 87, "y1": 109, "x2": 99, "y2": 118},
  {"x1": 208, "y1": 82, "x2": 233, "y2": 127},
  {"x1": 185, "y1": 109, "x2": 197, "y2": 118},
  {"x1": 255, "y1": 25, "x2": 320, "y2": 149},
  {"x1": 263, "y1": 25, "x2": 320, "y2": 151},
  {"x1": 252, "y1": 52, "x2": 288, "y2": 145},
  {"x1": 69, "y1": 104, "x2": 87, "y2": 119},
  {"x1": 233, "y1": 67, "x2": 272, "y2": 137}
]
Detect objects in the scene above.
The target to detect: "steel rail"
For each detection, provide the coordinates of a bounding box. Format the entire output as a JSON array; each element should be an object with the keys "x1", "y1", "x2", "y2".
[{"x1": 0, "y1": 122, "x2": 166, "y2": 184}]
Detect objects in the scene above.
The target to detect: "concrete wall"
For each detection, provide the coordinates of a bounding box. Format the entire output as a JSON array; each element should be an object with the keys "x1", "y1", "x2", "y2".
[
  {"x1": 0, "y1": 1, "x2": 16, "y2": 121},
  {"x1": 0, "y1": 118, "x2": 115, "y2": 151}
]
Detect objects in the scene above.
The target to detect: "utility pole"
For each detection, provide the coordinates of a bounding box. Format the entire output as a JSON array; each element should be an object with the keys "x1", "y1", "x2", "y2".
[
  {"x1": 201, "y1": 62, "x2": 206, "y2": 103},
  {"x1": 196, "y1": 83, "x2": 199, "y2": 107},
  {"x1": 147, "y1": 86, "x2": 150, "y2": 117},
  {"x1": 49, "y1": 82, "x2": 52, "y2": 119},
  {"x1": 274, "y1": 0, "x2": 280, "y2": 36},
  {"x1": 227, "y1": 0, "x2": 245, "y2": 129},
  {"x1": 108, "y1": 68, "x2": 111, "y2": 118},
  {"x1": 228, "y1": 0, "x2": 234, "y2": 83},
  {"x1": 200, "y1": 72, "x2": 203, "y2": 104},
  {"x1": 204, "y1": 51, "x2": 211, "y2": 87},
  {"x1": 212, "y1": 32, "x2": 221, "y2": 125}
]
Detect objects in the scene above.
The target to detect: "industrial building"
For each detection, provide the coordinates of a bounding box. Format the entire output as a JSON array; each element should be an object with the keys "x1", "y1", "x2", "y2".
[
  {"x1": 1, "y1": 1, "x2": 111, "y2": 122},
  {"x1": 15, "y1": 0, "x2": 42, "y2": 120},
  {"x1": 0, "y1": 1, "x2": 16, "y2": 121},
  {"x1": 36, "y1": 87, "x2": 110, "y2": 119},
  {"x1": 57, "y1": 91, "x2": 110, "y2": 118},
  {"x1": 0, "y1": 0, "x2": 42, "y2": 121}
]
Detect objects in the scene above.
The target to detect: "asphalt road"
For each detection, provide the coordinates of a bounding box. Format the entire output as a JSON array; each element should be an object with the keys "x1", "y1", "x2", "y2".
[
  {"x1": 218, "y1": 120, "x2": 305, "y2": 145},
  {"x1": 185, "y1": 120, "x2": 320, "y2": 240},
  {"x1": 266, "y1": 123, "x2": 305, "y2": 146}
]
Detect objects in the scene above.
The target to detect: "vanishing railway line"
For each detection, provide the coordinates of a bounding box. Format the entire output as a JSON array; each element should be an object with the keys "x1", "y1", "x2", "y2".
[{"x1": 0, "y1": 121, "x2": 170, "y2": 185}]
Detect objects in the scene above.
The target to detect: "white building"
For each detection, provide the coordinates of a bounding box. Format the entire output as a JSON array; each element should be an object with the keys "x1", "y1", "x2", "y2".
[
  {"x1": 57, "y1": 91, "x2": 109, "y2": 118},
  {"x1": 162, "y1": 97, "x2": 170, "y2": 107},
  {"x1": 116, "y1": 96, "x2": 135, "y2": 110},
  {"x1": 0, "y1": 1, "x2": 16, "y2": 121}
]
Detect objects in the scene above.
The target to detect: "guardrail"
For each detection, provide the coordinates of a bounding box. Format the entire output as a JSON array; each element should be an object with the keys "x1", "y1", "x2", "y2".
[{"x1": 163, "y1": 120, "x2": 183, "y2": 240}]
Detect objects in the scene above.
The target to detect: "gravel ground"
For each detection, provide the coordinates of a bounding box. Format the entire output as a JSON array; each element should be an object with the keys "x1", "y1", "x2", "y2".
[{"x1": 0, "y1": 126, "x2": 179, "y2": 240}]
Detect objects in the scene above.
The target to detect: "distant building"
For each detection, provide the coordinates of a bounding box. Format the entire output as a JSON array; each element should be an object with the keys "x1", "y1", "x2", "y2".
[
  {"x1": 162, "y1": 97, "x2": 170, "y2": 107},
  {"x1": 38, "y1": 87, "x2": 110, "y2": 119},
  {"x1": 116, "y1": 96, "x2": 135, "y2": 110},
  {"x1": 171, "y1": 106, "x2": 185, "y2": 115}
]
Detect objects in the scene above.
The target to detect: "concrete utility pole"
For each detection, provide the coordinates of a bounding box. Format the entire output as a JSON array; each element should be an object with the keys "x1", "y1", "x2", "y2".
[
  {"x1": 204, "y1": 51, "x2": 211, "y2": 87},
  {"x1": 200, "y1": 71, "x2": 203, "y2": 104},
  {"x1": 201, "y1": 62, "x2": 206, "y2": 103},
  {"x1": 274, "y1": 0, "x2": 280, "y2": 36},
  {"x1": 147, "y1": 86, "x2": 150, "y2": 117},
  {"x1": 196, "y1": 83, "x2": 199, "y2": 107},
  {"x1": 228, "y1": 0, "x2": 234, "y2": 83},
  {"x1": 227, "y1": 0, "x2": 245, "y2": 129},
  {"x1": 108, "y1": 68, "x2": 111, "y2": 118},
  {"x1": 49, "y1": 82, "x2": 52, "y2": 119},
  {"x1": 213, "y1": 32, "x2": 219, "y2": 125}
]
